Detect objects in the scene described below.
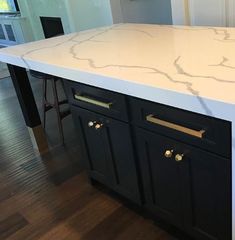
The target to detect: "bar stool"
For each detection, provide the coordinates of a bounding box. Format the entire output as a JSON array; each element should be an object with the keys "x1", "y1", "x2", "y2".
[{"x1": 30, "y1": 70, "x2": 71, "y2": 144}]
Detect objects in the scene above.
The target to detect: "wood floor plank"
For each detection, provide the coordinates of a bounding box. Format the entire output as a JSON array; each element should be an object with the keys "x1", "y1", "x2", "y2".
[
  {"x1": 81, "y1": 206, "x2": 138, "y2": 240},
  {"x1": 115, "y1": 217, "x2": 177, "y2": 240},
  {"x1": 38, "y1": 190, "x2": 122, "y2": 240},
  {"x1": 0, "y1": 213, "x2": 28, "y2": 240},
  {"x1": 49, "y1": 163, "x2": 83, "y2": 186}
]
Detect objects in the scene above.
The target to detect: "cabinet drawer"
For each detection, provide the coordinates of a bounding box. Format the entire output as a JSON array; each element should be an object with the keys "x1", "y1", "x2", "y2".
[
  {"x1": 64, "y1": 80, "x2": 128, "y2": 121},
  {"x1": 130, "y1": 98, "x2": 231, "y2": 158}
]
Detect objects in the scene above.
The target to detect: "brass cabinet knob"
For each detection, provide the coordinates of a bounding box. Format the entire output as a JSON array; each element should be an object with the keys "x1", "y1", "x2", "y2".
[
  {"x1": 164, "y1": 150, "x2": 173, "y2": 158},
  {"x1": 95, "y1": 123, "x2": 103, "y2": 130},
  {"x1": 88, "y1": 121, "x2": 95, "y2": 128},
  {"x1": 175, "y1": 154, "x2": 184, "y2": 162}
]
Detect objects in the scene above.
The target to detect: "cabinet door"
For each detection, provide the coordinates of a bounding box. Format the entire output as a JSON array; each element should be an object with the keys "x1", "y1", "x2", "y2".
[
  {"x1": 136, "y1": 128, "x2": 231, "y2": 240},
  {"x1": 136, "y1": 128, "x2": 184, "y2": 228},
  {"x1": 182, "y1": 146, "x2": 231, "y2": 240},
  {"x1": 71, "y1": 106, "x2": 141, "y2": 204}
]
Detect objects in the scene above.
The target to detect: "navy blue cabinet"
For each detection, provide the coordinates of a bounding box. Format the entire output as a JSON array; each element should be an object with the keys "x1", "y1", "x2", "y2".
[
  {"x1": 65, "y1": 80, "x2": 231, "y2": 240},
  {"x1": 136, "y1": 128, "x2": 231, "y2": 240}
]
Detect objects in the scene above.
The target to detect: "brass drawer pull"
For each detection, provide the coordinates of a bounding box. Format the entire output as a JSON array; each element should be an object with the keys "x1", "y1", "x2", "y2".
[
  {"x1": 175, "y1": 154, "x2": 184, "y2": 162},
  {"x1": 95, "y1": 123, "x2": 103, "y2": 130},
  {"x1": 74, "y1": 94, "x2": 112, "y2": 109},
  {"x1": 164, "y1": 150, "x2": 174, "y2": 158},
  {"x1": 146, "y1": 114, "x2": 205, "y2": 139}
]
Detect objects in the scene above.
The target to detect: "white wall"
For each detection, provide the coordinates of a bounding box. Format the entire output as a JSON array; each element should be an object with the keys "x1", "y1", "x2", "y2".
[
  {"x1": 110, "y1": 0, "x2": 172, "y2": 24},
  {"x1": 189, "y1": 0, "x2": 227, "y2": 26},
  {"x1": 227, "y1": 0, "x2": 235, "y2": 26},
  {"x1": 64, "y1": 0, "x2": 113, "y2": 32},
  {"x1": 171, "y1": 0, "x2": 235, "y2": 27},
  {"x1": 171, "y1": 0, "x2": 190, "y2": 25}
]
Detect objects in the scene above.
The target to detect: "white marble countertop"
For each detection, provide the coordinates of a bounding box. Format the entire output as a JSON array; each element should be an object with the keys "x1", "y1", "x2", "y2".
[{"x1": 0, "y1": 23, "x2": 235, "y2": 121}]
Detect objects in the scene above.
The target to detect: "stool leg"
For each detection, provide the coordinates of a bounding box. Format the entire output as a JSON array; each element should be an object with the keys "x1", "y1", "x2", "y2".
[
  {"x1": 42, "y1": 78, "x2": 47, "y2": 128},
  {"x1": 51, "y1": 79, "x2": 65, "y2": 145}
]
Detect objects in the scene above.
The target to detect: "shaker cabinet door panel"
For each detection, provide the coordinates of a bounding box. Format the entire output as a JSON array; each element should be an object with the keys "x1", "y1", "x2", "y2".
[
  {"x1": 71, "y1": 106, "x2": 141, "y2": 203},
  {"x1": 182, "y1": 147, "x2": 231, "y2": 240},
  {"x1": 136, "y1": 128, "x2": 231, "y2": 240},
  {"x1": 136, "y1": 128, "x2": 184, "y2": 227},
  {"x1": 71, "y1": 106, "x2": 115, "y2": 186}
]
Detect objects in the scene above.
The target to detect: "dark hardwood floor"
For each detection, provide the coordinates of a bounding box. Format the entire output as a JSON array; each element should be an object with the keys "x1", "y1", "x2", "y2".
[{"x1": 0, "y1": 76, "x2": 178, "y2": 240}]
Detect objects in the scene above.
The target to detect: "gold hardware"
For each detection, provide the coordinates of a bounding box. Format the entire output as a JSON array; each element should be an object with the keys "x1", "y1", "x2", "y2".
[
  {"x1": 146, "y1": 114, "x2": 205, "y2": 139},
  {"x1": 95, "y1": 123, "x2": 103, "y2": 130},
  {"x1": 164, "y1": 150, "x2": 173, "y2": 158},
  {"x1": 175, "y1": 154, "x2": 184, "y2": 162},
  {"x1": 74, "y1": 94, "x2": 112, "y2": 109}
]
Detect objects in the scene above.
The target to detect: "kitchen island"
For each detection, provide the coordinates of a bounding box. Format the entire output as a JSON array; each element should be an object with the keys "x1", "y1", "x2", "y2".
[{"x1": 0, "y1": 24, "x2": 234, "y2": 240}]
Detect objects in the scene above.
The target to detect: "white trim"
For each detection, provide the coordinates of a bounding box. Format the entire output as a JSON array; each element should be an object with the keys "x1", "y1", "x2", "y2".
[
  {"x1": 171, "y1": 0, "x2": 189, "y2": 25},
  {"x1": 221, "y1": 0, "x2": 227, "y2": 26},
  {"x1": 227, "y1": 0, "x2": 235, "y2": 26},
  {"x1": 184, "y1": 0, "x2": 191, "y2": 25},
  {"x1": 189, "y1": 0, "x2": 227, "y2": 26}
]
